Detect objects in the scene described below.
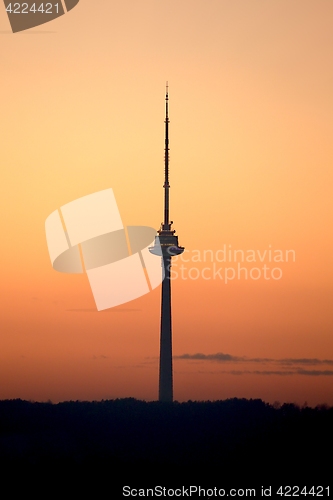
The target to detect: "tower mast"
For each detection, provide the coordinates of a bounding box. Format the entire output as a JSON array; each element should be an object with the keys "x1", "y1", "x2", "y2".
[
  {"x1": 149, "y1": 84, "x2": 184, "y2": 402},
  {"x1": 163, "y1": 82, "x2": 170, "y2": 230}
]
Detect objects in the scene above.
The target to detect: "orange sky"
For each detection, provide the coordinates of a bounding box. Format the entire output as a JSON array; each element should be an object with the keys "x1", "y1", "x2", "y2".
[{"x1": 0, "y1": 0, "x2": 332, "y2": 406}]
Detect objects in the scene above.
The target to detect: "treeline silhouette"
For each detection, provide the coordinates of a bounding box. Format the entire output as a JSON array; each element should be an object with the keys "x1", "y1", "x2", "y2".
[{"x1": 0, "y1": 398, "x2": 331, "y2": 483}]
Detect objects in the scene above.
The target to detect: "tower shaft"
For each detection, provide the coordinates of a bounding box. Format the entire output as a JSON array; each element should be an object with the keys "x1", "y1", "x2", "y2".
[{"x1": 159, "y1": 255, "x2": 172, "y2": 402}]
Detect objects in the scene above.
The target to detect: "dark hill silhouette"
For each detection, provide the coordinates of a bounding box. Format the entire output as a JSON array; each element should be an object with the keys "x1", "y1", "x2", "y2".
[{"x1": 0, "y1": 398, "x2": 331, "y2": 488}]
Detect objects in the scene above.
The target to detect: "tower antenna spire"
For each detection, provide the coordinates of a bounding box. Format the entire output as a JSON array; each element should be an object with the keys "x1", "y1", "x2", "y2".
[{"x1": 163, "y1": 81, "x2": 170, "y2": 230}]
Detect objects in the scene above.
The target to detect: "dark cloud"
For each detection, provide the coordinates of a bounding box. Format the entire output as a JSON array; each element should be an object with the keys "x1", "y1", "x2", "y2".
[
  {"x1": 296, "y1": 369, "x2": 333, "y2": 376},
  {"x1": 175, "y1": 352, "x2": 333, "y2": 368},
  {"x1": 197, "y1": 369, "x2": 333, "y2": 376},
  {"x1": 175, "y1": 352, "x2": 333, "y2": 377},
  {"x1": 179, "y1": 353, "x2": 236, "y2": 362},
  {"x1": 228, "y1": 370, "x2": 296, "y2": 376},
  {"x1": 228, "y1": 370, "x2": 333, "y2": 376},
  {"x1": 279, "y1": 358, "x2": 333, "y2": 366}
]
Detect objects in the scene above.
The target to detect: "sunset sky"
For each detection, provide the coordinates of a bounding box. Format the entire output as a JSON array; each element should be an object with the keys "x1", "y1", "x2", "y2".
[{"x1": 1, "y1": 0, "x2": 332, "y2": 406}]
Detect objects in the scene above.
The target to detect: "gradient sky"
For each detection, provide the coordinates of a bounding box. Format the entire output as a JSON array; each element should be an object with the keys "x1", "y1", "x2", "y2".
[{"x1": 1, "y1": 0, "x2": 332, "y2": 406}]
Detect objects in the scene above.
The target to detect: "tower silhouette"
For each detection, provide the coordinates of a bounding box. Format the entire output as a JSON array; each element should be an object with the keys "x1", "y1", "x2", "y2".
[{"x1": 149, "y1": 85, "x2": 184, "y2": 402}]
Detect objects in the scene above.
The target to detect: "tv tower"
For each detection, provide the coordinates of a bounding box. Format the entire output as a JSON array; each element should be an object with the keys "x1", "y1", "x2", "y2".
[{"x1": 149, "y1": 84, "x2": 184, "y2": 402}]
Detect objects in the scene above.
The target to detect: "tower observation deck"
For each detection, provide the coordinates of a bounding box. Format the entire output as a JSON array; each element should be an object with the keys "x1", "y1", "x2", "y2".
[{"x1": 149, "y1": 84, "x2": 184, "y2": 402}]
